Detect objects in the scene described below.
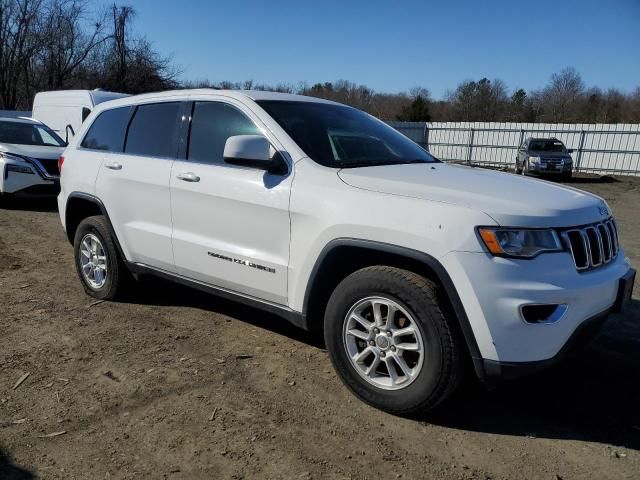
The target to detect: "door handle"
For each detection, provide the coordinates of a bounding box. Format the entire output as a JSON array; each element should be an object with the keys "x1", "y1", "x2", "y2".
[
  {"x1": 104, "y1": 161, "x2": 122, "y2": 170},
  {"x1": 177, "y1": 172, "x2": 200, "y2": 182}
]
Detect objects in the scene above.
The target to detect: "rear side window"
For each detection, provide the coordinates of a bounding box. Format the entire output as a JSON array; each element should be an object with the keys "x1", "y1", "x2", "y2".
[
  {"x1": 188, "y1": 102, "x2": 259, "y2": 164},
  {"x1": 81, "y1": 106, "x2": 132, "y2": 151},
  {"x1": 125, "y1": 102, "x2": 182, "y2": 158}
]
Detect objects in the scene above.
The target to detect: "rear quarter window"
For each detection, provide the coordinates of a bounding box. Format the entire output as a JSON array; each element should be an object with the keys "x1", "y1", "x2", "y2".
[{"x1": 80, "y1": 106, "x2": 132, "y2": 152}]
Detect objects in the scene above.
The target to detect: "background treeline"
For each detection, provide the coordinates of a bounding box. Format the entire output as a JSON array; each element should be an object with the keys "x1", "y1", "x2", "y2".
[
  {"x1": 0, "y1": 0, "x2": 177, "y2": 110},
  {"x1": 2, "y1": 1, "x2": 639, "y2": 123}
]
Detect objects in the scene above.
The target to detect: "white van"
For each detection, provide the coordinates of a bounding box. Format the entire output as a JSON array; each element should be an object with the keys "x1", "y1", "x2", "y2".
[{"x1": 32, "y1": 89, "x2": 129, "y2": 143}]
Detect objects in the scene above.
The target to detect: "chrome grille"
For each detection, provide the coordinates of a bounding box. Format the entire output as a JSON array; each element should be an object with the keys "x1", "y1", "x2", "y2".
[
  {"x1": 543, "y1": 157, "x2": 563, "y2": 166},
  {"x1": 562, "y1": 219, "x2": 619, "y2": 271}
]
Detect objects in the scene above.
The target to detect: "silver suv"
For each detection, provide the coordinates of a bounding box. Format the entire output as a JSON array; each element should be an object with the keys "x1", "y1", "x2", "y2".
[{"x1": 516, "y1": 137, "x2": 574, "y2": 179}]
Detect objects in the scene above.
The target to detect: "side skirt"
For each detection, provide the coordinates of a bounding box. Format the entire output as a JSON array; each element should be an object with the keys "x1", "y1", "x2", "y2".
[{"x1": 127, "y1": 262, "x2": 307, "y2": 330}]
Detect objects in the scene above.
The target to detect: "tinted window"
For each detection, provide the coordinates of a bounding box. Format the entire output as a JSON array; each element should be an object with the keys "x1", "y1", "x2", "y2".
[
  {"x1": 188, "y1": 102, "x2": 259, "y2": 164},
  {"x1": 0, "y1": 121, "x2": 65, "y2": 147},
  {"x1": 125, "y1": 102, "x2": 182, "y2": 158},
  {"x1": 81, "y1": 106, "x2": 132, "y2": 151},
  {"x1": 529, "y1": 139, "x2": 566, "y2": 153},
  {"x1": 257, "y1": 100, "x2": 437, "y2": 168}
]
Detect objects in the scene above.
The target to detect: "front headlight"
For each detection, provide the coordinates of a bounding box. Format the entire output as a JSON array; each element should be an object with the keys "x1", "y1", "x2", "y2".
[
  {"x1": 0, "y1": 152, "x2": 27, "y2": 163},
  {"x1": 529, "y1": 156, "x2": 541, "y2": 164},
  {"x1": 1, "y1": 152, "x2": 35, "y2": 174},
  {"x1": 478, "y1": 227, "x2": 563, "y2": 258}
]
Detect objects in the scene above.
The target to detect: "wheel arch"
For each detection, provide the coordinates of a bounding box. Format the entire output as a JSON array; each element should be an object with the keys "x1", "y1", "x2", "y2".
[
  {"x1": 64, "y1": 192, "x2": 128, "y2": 262},
  {"x1": 302, "y1": 238, "x2": 487, "y2": 380}
]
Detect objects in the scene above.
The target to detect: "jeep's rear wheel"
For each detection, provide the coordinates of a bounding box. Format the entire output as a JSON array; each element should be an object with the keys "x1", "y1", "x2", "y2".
[
  {"x1": 324, "y1": 266, "x2": 464, "y2": 415},
  {"x1": 74, "y1": 215, "x2": 128, "y2": 300}
]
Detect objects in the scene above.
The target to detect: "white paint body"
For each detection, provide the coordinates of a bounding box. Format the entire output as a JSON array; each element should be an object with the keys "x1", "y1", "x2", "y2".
[{"x1": 58, "y1": 90, "x2": 632, "y2": 365}]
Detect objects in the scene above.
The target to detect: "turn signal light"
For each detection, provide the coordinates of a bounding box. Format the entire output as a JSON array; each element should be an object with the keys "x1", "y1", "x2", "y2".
[{"x1": 478, "y1": 228, "x2": 503, "y2": 255}]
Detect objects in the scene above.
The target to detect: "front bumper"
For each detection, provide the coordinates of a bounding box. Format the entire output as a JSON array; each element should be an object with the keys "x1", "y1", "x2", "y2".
[
  {"x1": 441, "y1": 249, "x2": 633, "y2": 369},
  {"x1": 481, "y1": 308, "x2": 610, "y2": 381},
  {"x1": 530, "y1": 163, "x2": 572, "y2": 174}
]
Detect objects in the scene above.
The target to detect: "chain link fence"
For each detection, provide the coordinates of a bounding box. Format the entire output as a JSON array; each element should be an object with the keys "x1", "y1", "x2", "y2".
[{"x1": 389, "y1": 121, "x2": 640, "y2": 176}]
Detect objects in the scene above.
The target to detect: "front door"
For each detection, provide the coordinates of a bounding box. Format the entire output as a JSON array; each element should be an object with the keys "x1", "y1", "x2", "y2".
[{"x1": 170, "y1": 99, "x2": 292, "y2": 305}]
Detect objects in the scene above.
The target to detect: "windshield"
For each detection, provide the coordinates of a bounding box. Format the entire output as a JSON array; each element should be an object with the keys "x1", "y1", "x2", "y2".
[
  {"x1": 256, "y1": 100, "x2": 437, "y2": 168},
  {"x1": 0, "y1": 121, "x2": 66, "y2": 147},
  {"x1": 529, "y1": 139, "x2": 566, "y2": 152}
]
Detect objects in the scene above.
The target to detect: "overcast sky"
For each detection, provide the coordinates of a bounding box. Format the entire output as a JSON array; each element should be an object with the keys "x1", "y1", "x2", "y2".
[{"x1": 127, "y1": 0, "x2": 640, "y2": 98}]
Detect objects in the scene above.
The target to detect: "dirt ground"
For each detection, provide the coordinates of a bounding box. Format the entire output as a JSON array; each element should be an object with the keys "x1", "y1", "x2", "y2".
[{"x1": 1, "y1": 173, "x2": 639, "y2": 480}]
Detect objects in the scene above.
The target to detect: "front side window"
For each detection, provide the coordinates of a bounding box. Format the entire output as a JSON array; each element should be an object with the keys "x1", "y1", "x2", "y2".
[
  {"x1": 81, "y1": 106, "x2": 132, "y2": 152},
  {"x1": 0, "y1": 121, "x2": 65, "y2": 147},
  {"x1": 187, "y1": 102, "x2": 260, "y2": 164},
  {"x1": 125, "y1": 102, "x2": 182, "y2": 158},
  {"x1": 256, "y1": 100, "x2": 437, "y2": 168}
]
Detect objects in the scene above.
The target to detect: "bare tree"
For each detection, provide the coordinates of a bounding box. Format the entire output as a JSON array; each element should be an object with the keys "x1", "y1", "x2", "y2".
[
  {"x1": 36, "y1": 1, "x2": 108, "y2": 90},
  {"x1": 541, "y1": 67, "x2": 585, "y2": 122},
  {"x1": 448, "y1": 78, "x2": 508, "y2": 121},
  {"x1": 0, "y1": 0, "x2": 46, "y2": 108}
]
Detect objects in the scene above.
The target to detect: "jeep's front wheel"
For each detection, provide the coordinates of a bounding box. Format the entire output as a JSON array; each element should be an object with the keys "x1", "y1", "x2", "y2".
[
  {"x1": 74, "y1": 215, "x2": 128, "y2": 300},
  {"x1": 324, "y1": 266, "x2": 464, "y2": 415}
]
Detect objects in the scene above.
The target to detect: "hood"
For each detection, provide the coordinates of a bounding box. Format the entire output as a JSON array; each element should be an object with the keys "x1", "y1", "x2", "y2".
[
  {"x1": 0, "y1": 143, "x2": 64, "y2": 160},
  {"x1": 337, "y1": 163, "x2": 609, "y2": 228}
]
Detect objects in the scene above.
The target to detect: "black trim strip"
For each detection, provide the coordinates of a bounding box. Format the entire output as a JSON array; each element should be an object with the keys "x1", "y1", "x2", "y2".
[{"x1": 128, "y1": 263, "x2": 305, "y2": 328}]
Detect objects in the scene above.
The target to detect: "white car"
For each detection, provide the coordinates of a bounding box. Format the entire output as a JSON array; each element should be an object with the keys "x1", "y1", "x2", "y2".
[
  {"x1": 0, "y1": 117, "x2": 66, "y2": 197},
  {"x1": 57, "y1": 90, "x2": 636, "y2": 414}
]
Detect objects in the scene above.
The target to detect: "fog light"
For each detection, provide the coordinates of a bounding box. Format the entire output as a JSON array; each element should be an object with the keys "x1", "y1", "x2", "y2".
[{"x1": 521, "y1": 304, "x2": 567, "y2": 324}]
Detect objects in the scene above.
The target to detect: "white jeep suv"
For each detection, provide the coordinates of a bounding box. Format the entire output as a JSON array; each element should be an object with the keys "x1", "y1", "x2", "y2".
[{"x1": 57, "y1": 90, "x2": 635, "y2": 414}]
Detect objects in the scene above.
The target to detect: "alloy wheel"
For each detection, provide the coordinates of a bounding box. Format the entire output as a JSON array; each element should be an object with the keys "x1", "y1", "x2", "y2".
[
  {"x1": 342, "y1": 296, "x2": 425, "y2": 390},
  {"x1": 79, "y1": 233, "x2": 108, "y2": 289}
]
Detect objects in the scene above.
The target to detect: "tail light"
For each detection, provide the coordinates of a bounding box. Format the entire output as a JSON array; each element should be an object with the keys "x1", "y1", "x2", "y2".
[{"x1": 58, "y1": 155, "x2": 65, "y2": 174}]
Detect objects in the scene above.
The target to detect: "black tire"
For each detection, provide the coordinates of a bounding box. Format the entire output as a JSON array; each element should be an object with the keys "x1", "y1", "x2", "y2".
[
  {"x1": 324, "y1": 266, "x2": 464, "y2": 416},
  {"x1": 561, "y1": 171, "x2": 573, "y2": 181},
  {"x1": 73, "y1": 215, "x2": 129, "y2": 300}
]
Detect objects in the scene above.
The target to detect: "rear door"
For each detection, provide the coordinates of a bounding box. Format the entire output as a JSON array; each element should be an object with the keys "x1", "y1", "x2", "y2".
[
  {"x1": 94, "y1": 100, "x2": 185, "y2": 272},
  {"x1": 169, "y1": 98, "x2": 292, "y2": 305}
]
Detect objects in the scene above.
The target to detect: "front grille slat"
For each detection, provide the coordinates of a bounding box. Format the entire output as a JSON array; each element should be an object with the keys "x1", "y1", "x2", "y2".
[
  {"x1": 598, "y1": 224, "x2": 612, "y2": 262},
  {"x1": 563, "y1": 218, "x2": 619, "y2": 272},
  {"x1": 36, "y1": 158, "x2": 60, "y2": 177}
]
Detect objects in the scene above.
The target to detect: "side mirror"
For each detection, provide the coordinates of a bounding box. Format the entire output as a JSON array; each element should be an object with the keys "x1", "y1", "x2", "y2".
[
  {"x1": 223, "y1": 135, "x2": 271, "y2": 169},
  {"x1": 567, "y1": 148, "x2": 574, "y2": 154},
  {"x1": 65, "y1": 124, "x2": 75, "y2": 144}
]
